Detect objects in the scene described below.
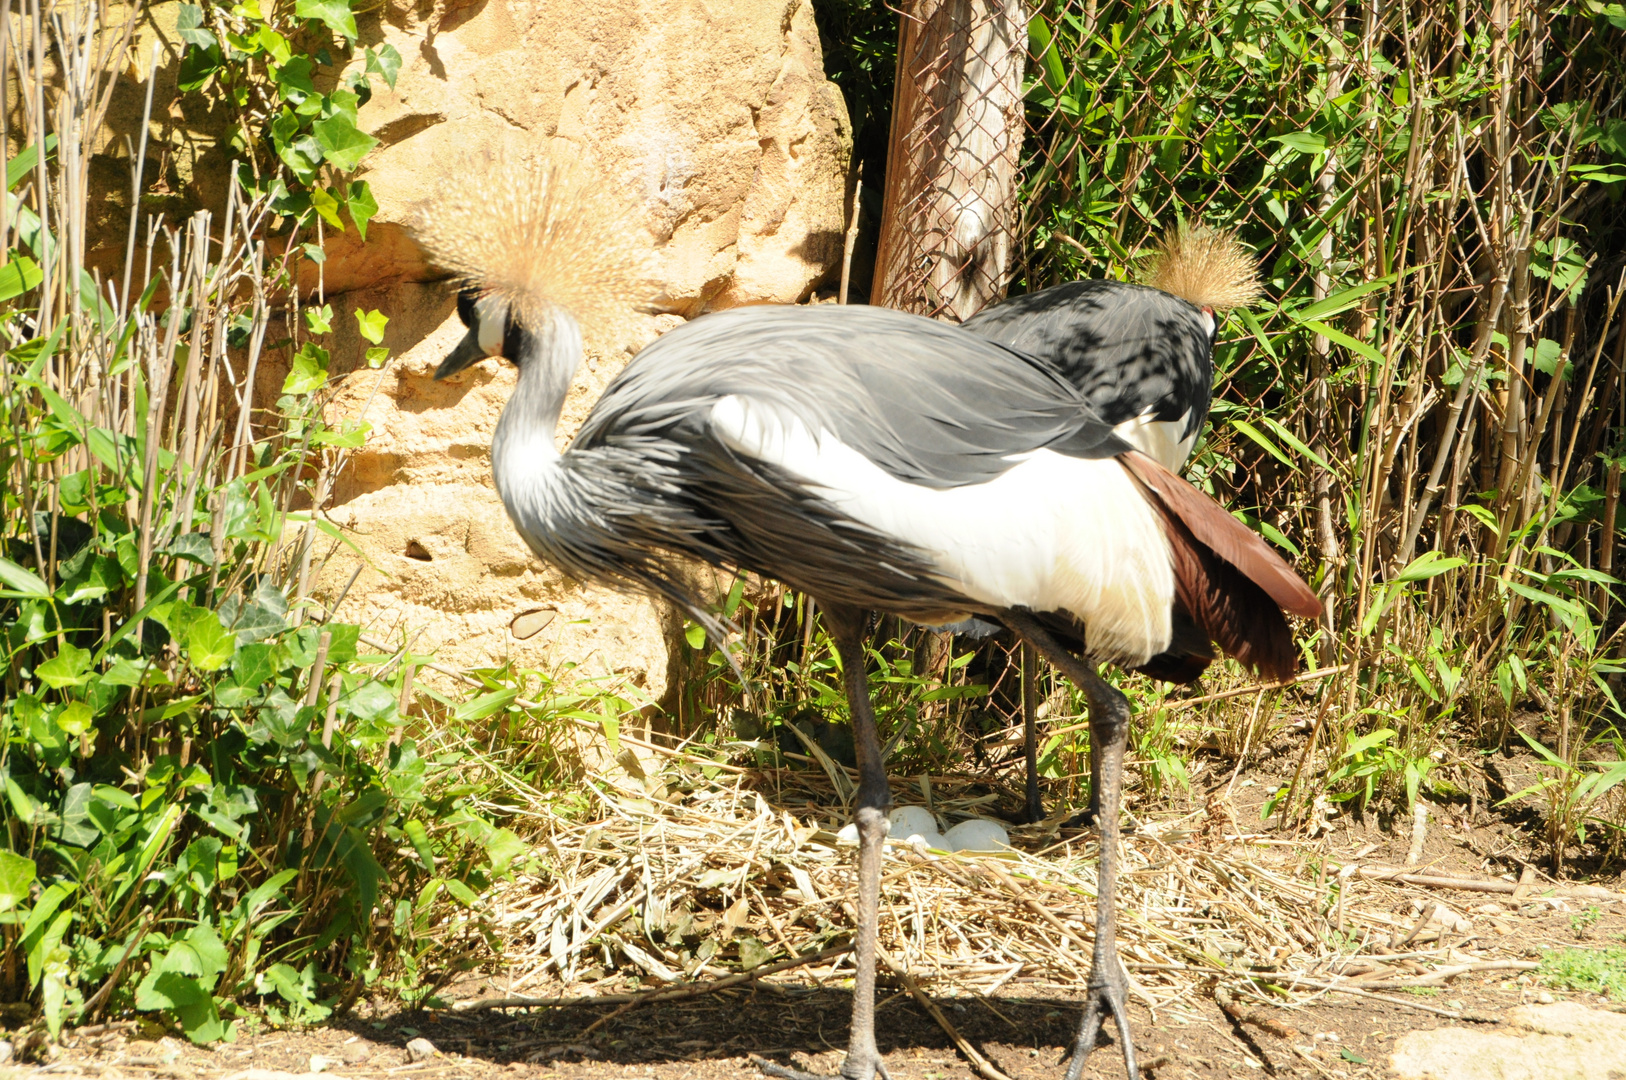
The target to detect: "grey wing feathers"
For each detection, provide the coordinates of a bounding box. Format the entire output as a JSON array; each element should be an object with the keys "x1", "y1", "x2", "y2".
[
  {"x1": 580, "y1": 304, "x2": 1128, "y2": 488},
  {"x1": 962, "y1": 280, "x2": 1214, "y2": 438}
]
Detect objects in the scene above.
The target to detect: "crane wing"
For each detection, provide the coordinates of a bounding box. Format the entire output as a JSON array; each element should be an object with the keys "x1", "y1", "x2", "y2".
[{"x1": 580, "y1": 304, "x2": 1129, "y2": 490}]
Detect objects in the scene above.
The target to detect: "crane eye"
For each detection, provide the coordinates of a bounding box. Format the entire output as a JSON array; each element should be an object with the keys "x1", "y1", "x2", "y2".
[
  {"x1": 501, "y1": 314, "x2": 525, "y2": 362},
  {"x1": 456, "y1": 288, "x2": 479, "y2": 328}
]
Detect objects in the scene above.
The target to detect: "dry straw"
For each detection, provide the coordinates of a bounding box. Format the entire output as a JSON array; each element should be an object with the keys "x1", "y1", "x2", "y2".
[{"x1": 463, "y1": 757, "x2": 1560, "y2": 1034}]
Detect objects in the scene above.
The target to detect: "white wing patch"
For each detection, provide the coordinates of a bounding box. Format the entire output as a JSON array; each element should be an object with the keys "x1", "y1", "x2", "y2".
[
  {"x1": 1112, "y1": 410, "x2": 1196, "y2": 473},
  {"x1": 710, "y1": 394, "x2": 1175, "y2": 665}
]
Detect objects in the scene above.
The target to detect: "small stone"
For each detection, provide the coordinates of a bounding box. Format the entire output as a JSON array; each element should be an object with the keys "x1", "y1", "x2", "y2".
[
  {"x1": 1536, "y1": 991, "x2": 1557, "y2": 1004},
  {"x1": 339, "y1": 1042, "x2": 370, "y2": 1064},
  {"x1": 309, "y1": 1055, "x2": 340, "y2": 1073},
  {"x1": 406, "y1": 1038, "x2": 438, "y2": 1063},
  {"x1": 0, "y1": 1041, "x2": 13, "y2": 1064}
]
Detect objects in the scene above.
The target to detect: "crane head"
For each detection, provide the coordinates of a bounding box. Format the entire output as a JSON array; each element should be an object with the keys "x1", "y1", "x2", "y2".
[{"x1": 435, "y1": 288, "x2": 523, "y2": 380}]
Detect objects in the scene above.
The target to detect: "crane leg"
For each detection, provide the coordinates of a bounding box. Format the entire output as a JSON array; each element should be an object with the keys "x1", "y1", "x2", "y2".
[
  {"x1": 1003, "y1": 611, "x2": 1139, "y2": 1080},
  {"x1": 1021, "y1": 642, "x2": 1044, "y2": 823},
  {"x1": 758, "y1": 604, "x2": 892, "y2": 1080}
]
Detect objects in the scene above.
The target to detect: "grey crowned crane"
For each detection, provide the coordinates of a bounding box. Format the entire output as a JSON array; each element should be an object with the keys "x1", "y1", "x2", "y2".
[
  {"x1": 958, "y1": 228, "x2": 1279, "y2": 823},
  {"x1": 412, "y1": 150, "x2": 1319, "y2": 1080}
]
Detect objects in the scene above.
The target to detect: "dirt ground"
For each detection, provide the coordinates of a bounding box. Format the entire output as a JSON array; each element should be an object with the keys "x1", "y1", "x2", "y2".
[
  {"x1": 9, "y1": 731, "x2": 1626, "y2": 1080},
  {"x1": 15, "y1": 963, "x2": 1625, "y2": 1080},
  {"x1": 15, "y1": 835, "x2": 1626, "y2": 1080}
]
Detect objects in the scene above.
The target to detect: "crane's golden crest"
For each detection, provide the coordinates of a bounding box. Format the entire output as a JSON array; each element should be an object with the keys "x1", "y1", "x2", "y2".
[
  {"x1": 1145, "y1": 223, "x2": 1262, "y2": 310},
  {"x1": 408, "y1": 146, "x2": 656, "y2": 334}
]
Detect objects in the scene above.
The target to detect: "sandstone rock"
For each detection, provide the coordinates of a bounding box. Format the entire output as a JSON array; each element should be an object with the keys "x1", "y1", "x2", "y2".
[
  {"x1": 317, "y1": 0, "x2": 851, "y2": 311},
  {"x1": 314, "y1": 284, "x2": 684, "y2": 705},
  {"x1": 1389, "y1": 1002, "x2": 1626, "y2": 1080}
]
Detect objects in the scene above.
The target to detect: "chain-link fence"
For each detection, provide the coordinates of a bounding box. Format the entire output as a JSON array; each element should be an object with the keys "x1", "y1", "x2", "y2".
[{"x1": 871, "y1": 0, "x2": 1029, "y2": 320}]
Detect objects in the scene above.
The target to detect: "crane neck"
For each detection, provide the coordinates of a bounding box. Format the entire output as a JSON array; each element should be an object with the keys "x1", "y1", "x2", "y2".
[{"x1": 492, "y1": 308, "x2": 581, "y2": 486}]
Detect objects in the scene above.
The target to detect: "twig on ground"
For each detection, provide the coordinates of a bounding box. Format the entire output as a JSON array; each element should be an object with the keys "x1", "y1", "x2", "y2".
[{"x1": 1271, "y1": 974, "x2": 1504, "y2": 1022}]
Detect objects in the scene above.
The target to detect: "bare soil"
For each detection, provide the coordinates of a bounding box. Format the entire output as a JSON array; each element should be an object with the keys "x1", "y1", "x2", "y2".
[{"x1": 19, "y1": 832, "x2": 1626, "y2": 1080}]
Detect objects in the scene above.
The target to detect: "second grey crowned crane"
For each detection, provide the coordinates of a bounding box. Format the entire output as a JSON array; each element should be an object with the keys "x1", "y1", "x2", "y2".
[
  {"x1": 958, "y1": 227, "x2": 1271, "y2": 823},
  {"x1": 413, "y1": 150, "x2": 1319, "y2": 1080}
]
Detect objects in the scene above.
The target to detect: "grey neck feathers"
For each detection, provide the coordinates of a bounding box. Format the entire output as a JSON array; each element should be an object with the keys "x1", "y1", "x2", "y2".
[{"x1": 491, "y1": 309, "x2": 582, "y2": 526}]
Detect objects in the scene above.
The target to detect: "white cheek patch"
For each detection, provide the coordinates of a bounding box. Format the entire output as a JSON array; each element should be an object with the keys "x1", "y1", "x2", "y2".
[
  {"x1": 475, "y1": 296, "x2": 509, "y2": 355},
  {"x1": 1113, "y1": 410, "x2": 1196, "y2": 473}
]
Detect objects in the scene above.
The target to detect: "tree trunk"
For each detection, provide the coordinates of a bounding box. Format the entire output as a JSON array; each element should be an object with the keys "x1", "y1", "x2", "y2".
[{"x1": 872, "y1": 0, "x2": 1028, "y2": 321}]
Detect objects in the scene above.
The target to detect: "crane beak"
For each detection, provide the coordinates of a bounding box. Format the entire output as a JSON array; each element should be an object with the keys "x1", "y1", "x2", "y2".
[{"x1": 434, "y1": 328, "x2": 487, "y2": 380}]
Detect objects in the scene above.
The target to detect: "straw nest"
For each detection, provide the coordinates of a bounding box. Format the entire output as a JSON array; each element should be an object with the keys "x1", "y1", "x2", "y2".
[{"x1": 461, "y1": 747, "x2": 1559, "y2": 1032}]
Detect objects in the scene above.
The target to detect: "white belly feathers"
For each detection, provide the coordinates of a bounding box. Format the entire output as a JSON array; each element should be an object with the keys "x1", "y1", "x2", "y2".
[{"x1": 710, "y1": 395, "x2": 1176, "y2": 665}]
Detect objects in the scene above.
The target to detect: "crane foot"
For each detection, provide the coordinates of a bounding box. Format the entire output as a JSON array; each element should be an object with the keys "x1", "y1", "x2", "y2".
[
  {"x1": 1063, "y1": 971, "x2": 1139, "y2": 1080},
  {"x1": 751, "y1": 1053, "x2": 893, "y2": 1080}
]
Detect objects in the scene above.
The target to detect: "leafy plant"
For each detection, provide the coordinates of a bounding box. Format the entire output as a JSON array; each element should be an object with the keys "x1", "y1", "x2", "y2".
[
  {"x1": 1539, "y1": 946, "x2": 1626, "y2": 1000},
  {"x1": 176, "y1": 0, "x2": 400, "y2": 244},
  {"x1": 0, "y1": 3, "x2": 539, "y2": 1043},
  {"x1": 1007, "y1": 0, "x2": 1626, "y2": 859}
]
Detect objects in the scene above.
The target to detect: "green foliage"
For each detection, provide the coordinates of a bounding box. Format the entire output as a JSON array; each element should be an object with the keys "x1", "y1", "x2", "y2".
[
  {"x1": 1539, "y1": 946, "x2": 1626, "y2": 1000},
  {"x1": 1014, "y1": 0, "x2": 1626, "y2": 859},
  {"x1": 174, "y1": 0, "x2": 398, "y2": 238},
  {"x1": 0, "y1": 111, "x2": 533, "y2": 1037},
  {"x1": 812, "y1": 0, "x2": 898, "y2": 166}
]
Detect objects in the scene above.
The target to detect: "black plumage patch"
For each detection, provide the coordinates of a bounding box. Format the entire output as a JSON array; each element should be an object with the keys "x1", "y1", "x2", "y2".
[{"x1": 962, "y1": 279, "x2": 1214, "y2": 441}]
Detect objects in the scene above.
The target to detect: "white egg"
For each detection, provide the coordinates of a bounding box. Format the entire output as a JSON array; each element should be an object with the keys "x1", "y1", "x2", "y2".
[
  {"x1": 835, "y1": 822, "x2": 859, "y2": 844},
  {"x1": 944, "y1": 819, "x2": 1011, "y2": 853},
  {"x1": 888, "y1": 806, "x2": 941, "y2": 843}
]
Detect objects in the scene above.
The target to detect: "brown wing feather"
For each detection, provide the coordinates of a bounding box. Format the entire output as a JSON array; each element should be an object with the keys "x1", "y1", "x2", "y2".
[{"x1": 1119, "y1": 451, "x2": 1322, "y2": 618}]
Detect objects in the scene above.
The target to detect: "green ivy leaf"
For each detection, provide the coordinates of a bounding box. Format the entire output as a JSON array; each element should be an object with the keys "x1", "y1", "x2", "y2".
[
  {"x1": 312, "y1": 111, "x2": 377, "y2": 172},
  {"x1": 282, "y1": 342, "x2": 330, "y2": 395},
  {"x1": 36, "y1": 643, "x2": 92, "y2": 689},
  {"x1": 178, "y1": 42, "x2": 222, "y2": 93},
  {"x1": 176, "y1": 4, "x2": 214, "y2": 49},
  {"x1": 311, "y1": 421, "x2": 370, "y2": 448},
  {"x1": 0, "y1": 850, "x2": 37, "y2": 914},
  {"x1": 295, "y1": 0, "x2": 358, "y2": 41},
  {"x1": 365, "y1": 43, "x2": 402, "y2": 89},
  {"x1": 1532, "y1": 336, "x2": 1569, "y2": 379},
  {"x1": 187, "y1": 612, "x2": 238, "y2": 672},
  {"x1": 273, "y1": 57, "x2": 317, "y2": 104},
  {"x1": 304, "y1": 303, "x2": 333, "y2": 335},
  {"x1": 55, "y1": 701, "x2": 94, "y2": 736},
  {"x1": 219, "y1": 582, "x2": 289, "y2": 644},
  {"x1": 484, "y1": 828, "x2": 526, "y2": 874},
  {"x1": 309, "y1": 185, "x2": 344, "y2": 230},
  {"x1": 366, "y1": 347, "x2": 389, "y2": 369},
  {"x1": 61, "y1": 554, "x2": 121, "y2": 605},
  {"x1": 255, "y1": 25, "x2": 292, "y2": 64},
  {"x1": 347, "y1": 180, "x2": 377, "y2": 241},
  {"x1": 54, "y1": 782, "x2": 98, "y2": 846},
  {"x1": 271, "y1": 110, "x2": 320, "y2": 186},
  {"x1": 354, "y1": 307, "x2": 388, "y2": 344},
  {"x1": 166, "y1": 532, "x2": 217, "y2": 566}
]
